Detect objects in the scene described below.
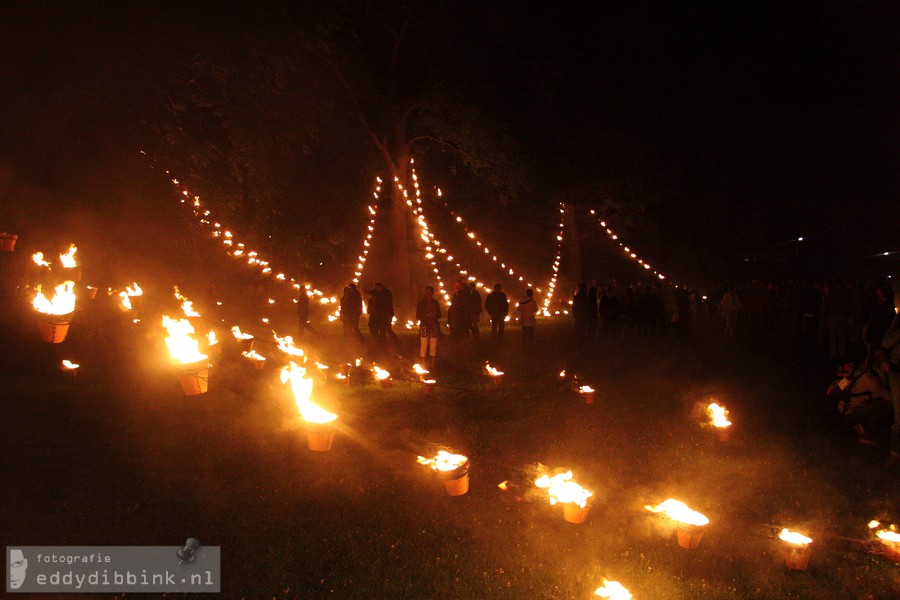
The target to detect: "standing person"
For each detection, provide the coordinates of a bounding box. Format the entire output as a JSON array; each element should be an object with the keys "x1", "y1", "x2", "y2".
[
  {"x1": 865, "y1": 280, "x2": 896, "y2": 365},
  {"x1": 880, "y1": 312, "x2": 900, "y2": 468},
  {"x1": 340, "y1": 283, "x2": 363, "y2": 344},
  {"x1": 449, "y1": 280, "x2": 469, "y2": 343},
  {"x1": 719, "y1": 285, "x2": 741, "y2": 338},
  {"x1": 467, "y1": 282, "x2": 482, "y2": 340},
  {"x1": 517, "y1": 288, "x2": 537, "y2": 345},
  {"x1": 368, "y1": 282, "x2": 398, "y2": 353},
  {"x1": 416, "y1": 286, "x2": 442, "y2": 369},
  {"x1": 587, "y1": 286, "x2": 599, "y2": 341},
  {"x1": 485, "y1": 283, "x2": 509, "y2": 342},
  {"x1": 572, "y1": 282, "x2": 590, "y2": 343}
]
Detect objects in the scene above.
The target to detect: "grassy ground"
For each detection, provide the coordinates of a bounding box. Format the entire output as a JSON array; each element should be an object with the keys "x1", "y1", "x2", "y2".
[{"x1": 1, "y1": 264, "x2": 898, "y2": 600}]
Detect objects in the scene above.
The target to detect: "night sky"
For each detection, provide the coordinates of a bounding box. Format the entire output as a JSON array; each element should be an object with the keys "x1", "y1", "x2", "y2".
[{"x1": 0, "y1": 1, "x2": 896, "y2": 280}]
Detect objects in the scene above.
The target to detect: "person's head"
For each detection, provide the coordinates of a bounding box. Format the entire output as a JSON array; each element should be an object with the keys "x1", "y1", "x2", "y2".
[
  {"x1": 454, "y1": 280, "x2": 463, "y2": 292},
  {"x1": 374, "y1": 282, "x2": 384, "y2": 291},
  {"x1": 424, "y1": 286, "x2": 434, "y2": 297},
  {"x1": 349, "y1": 283, "x2": 357, "y2": 291},
  {"x1": 526, "y1": 288, "x2": 533, "y2": 298},
  {"x1": 875, "y1": 280, "x2": 894, "y2": 304},
  {"x1": 576, "y1": 282, "x2": 586, "y2": 294},
  {"x1": 494, "y1": 283, "x2": 501, "y2": 291},
  {"x1": 468, "y1": 282, "x2": 477, "y2": 291},
  {"x1": 9, "y1": 549, "x2": 27, "y2": 589}
]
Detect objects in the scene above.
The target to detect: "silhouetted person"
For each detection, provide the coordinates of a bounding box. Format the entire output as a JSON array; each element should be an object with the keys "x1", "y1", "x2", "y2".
[
  {"x1": 485, "y1": 283, "x2": 509, "y2": 342},
  {"x1": 296, "y1": 289, "x2": 312, "y2": 340},
  {"x1": 340, "y1": 283, "x2": 363, "y2": 344},
  {"x1": 368, "y1": 282, "x2": 398, "y2": 354},
  {"x1": 572, "y1": 282, "x2": 590, "y2": 343},
  {"x1": 467, "y1": 282, "x2": 483, "y2": 340},
  {"x1": 449, "y1": 280, "x2": 469, "y2": 342}
]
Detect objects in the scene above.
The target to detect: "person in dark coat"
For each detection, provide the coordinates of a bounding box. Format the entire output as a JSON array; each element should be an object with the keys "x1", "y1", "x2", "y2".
[
  {"x1": 572, "y1": 282, "x2": 590, "y2": 343},
  {"x1": 296, "y1": 289, "x2": 312, "y2": 340},
  {"x1": 340, "y1": 283, "x2": 363, "y2": 344},
  {"x1": 368, "y1": 282, "x2": 398, "y2": 352},
  {"x1": 587, "y1": 286, "x2": 599, "y2": 340},
  {"x1": 467, "y1": 282, "x2": 482, "y2": 340},
  {"x1": 449, "y1": 280, "x2": 469, "y2": 342},
  {"x1": 484, "y1": 283, "x2": 509, "y2": 342}
]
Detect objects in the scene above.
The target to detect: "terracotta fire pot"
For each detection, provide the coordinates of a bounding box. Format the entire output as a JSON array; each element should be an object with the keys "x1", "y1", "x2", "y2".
[
  {"x1": 677, "y1": 525, "x2": 707, "y2": 549},
  {"x1": 716, "y1": 428, "x2": 731, "y2": 442},
  {"x1": 379, "y1": 377, "x2": 393, "y2": 389},
  {"x1": 85, "y1": 286, "x2": 98, "y2": 300},
  {"x1": 579, "y1": 391, "x2": 594, "y2": 405},
  {"x1": 177, "y1": 361, "x2": 209, "y2": 395},
  {"x1": 0, "y1": 233, "x2": 18, "y2": 252},
  {"x1": 490, "y1": 374, "x2": 503, "y2": 385},
  {"x1": 240, "y1": 338, "x2": 255, "y2": 353},
  {"x1": 422, "y1": 380, "x2": 436, "y2": 395},
  {"x1": 783, "y1": 545, "x2": 812, "y2": 570},
  {"x1": 438, "y1": 460, "x2": 470, "y2": 496},
  {"x1": 563, "y1": 501, "x2": 592, "y2": 524},
  {"x1": 339, "y1": 363, "x2": 351, "y2": 377},
  {"x1": 37, "y1": 312, "x2": 74, "y2": 343},
  {"x1": 306, "y1": 426, "x2": 335, "y2": 452}
]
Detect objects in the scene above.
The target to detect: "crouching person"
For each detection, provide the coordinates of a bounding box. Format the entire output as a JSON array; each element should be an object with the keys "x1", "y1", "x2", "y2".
[{"x1": 829, "y1": 361, "x2": 893, "y2": 448}]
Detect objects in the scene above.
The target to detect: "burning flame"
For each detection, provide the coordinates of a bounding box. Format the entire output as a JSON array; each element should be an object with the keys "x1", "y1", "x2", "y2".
[
  {"x1": 118, "y1": 291, "x2": 132, "y2": 310},
  {"x1": 579, "y1": 385, "x2": 595, "y2": 393},
  {"x1": 126, "y1": 282, "x2": 143, "y2": 296},
  {"x1": 778, "y1": 529, "x2": 812, "y2": 546},
  {"x1": 869, "y1": 520, "x2": 900, "y2": 545},
  {"x1": 242, "y1": 350, "x2": 266, "y2": 362},
  {"x1": 535, "y1": 470, "x2": 593, "y2": 508},
  {"x1": 417, "y1": 450, "x2": 468, "y2": 472},
  {"x1": 498, "y1": 481, "x2": 509, "y2": 491},
  {"x1": 594, "y1": 580, "x2": 632, "y2": 600},
  {"x1": 33, "y1": 281, "x2": 76, "y2": 315},
  {"x1": 280, "y1": 362, "x2": 336, "y2": 424},
  {"x1": 707, "y1": 402, "x2": 732, "y2": 428},
  {"x1": 273, "y1": 332, "x2": 304, "y2": 358},
  {"x1": 231, "y1": 326, "x2": 254, "y2": 340},
  {"x1": 174, "y1": 286, "x2": 200, "y2": 318},
  {"x1": 59, "y1": 244, "x2": 78, "y2": 268},
  {"x1": 373, "y1": 365, "x2": 391, "y2": 381},
  {"x1": 207, "y1": 330, "x2": 218, "y2": 345},
  {"x1": 61, "y1": 359, "x2": 79, "y2": 371},
  {"x1": 485, "y1": 363, "x2": 504, "y2": 377},
  {"x1": 161, "y1": 316, "x2": 208, "y2": 364},
  {"x1": 645, "y1": 499, "x2": 709, "y2": 527},
  {"x1": 412, "y1": 363, "x2": 430, "y2": 376},
  {"x1": 32, "y1": 252, "x2": 51, "y2": 267},
  {"x1": 559, "y1": 370, "x2": 566, "y2": 378},
  {"x1": 315, "y1": 361, "x2": 329, "y2": 371}
]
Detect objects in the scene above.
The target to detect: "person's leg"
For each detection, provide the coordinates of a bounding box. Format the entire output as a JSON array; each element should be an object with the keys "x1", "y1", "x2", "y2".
[
  {"x1": 498, "y1": 319, "x2": 505, "y2": 342},
  {"x1": 419, "y1": 335, "x2": 428, "y2": 358},
  {"x1": 428, "y1": 336, "x2": 438, "y2": 369}
]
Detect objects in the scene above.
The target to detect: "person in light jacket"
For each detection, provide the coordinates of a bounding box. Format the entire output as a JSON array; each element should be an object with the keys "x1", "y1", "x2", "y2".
[{"x1": 517, "y1": 288, "x2": 537, "y2": 345}]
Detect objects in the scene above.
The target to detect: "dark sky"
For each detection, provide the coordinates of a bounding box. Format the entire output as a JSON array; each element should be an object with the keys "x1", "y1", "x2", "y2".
[{"x1": 0, "y1": 1, "x2": 896, "y2": 278}]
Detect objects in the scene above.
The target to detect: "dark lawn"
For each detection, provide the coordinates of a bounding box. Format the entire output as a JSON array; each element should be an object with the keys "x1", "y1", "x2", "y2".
[{"x1": 1, "y1": 287, "x2": 898, "y2": 599}]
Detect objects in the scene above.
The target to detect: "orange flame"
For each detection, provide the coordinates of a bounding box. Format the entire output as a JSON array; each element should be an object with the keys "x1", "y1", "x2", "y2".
[
  {"x1": 231, "y1": 326, "x2": 254, "y2": 340},
  {"x1": 485, "y1": 363, "x2": 504, "y2": 377},
  {"x1": 594, "y1": 580, "x2": 632, "y2": 599},
  {"x1": 32, "y1": 252, "x2": 51, "y2": 267},
  {"x1": 280, "y1": 362, "x2": 336, "y2": 424},
  {"x1": 645, "y1": 499, "x2": 709, "y2": 526},
  {"x1": 33, "y1": 281, "x2": 76, "y2": 315},
  {"x1": 59, "y1": 244, "x2": 78, "y2": 268},
  {"x1": 161, "y1": 316, "x2": 207, "y2": 364},
  {"x1": 707, "y1": 402, "x2": 732, "y2": 428},
  {"x1": 535, "y1": 470, "x2": 592, "y2": 508},
  {"x1": 778, "y1": 529, "x2": 812, "y2": 546},
  {"x1": 61, "y1": 359, "x2": 80, "y2": 371},
  {"x1": 417, "y1": 450, "x2": 468, "y2": 472}
]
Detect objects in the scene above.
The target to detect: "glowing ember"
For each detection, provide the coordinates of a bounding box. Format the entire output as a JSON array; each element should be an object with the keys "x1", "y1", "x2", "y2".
[
  {"x1": 126, "y1": 282, "x2": 142, "y2": 297},
  {"x1": 373, "y1": 365, "x2": 391, "y2": 381},
  {"x1": 707, "y1": 402, "x2": 732, "y2": 428},
  {"x1": 645, "y1": 499, "x2": 709, "y2": 526},
  {"x1": 160, "y1": 316, "x2": 208, "y2": 364},
  {"x1": 498, "y1": 481, "x2": 509, "y2": 491},
  {"x1": 417, "y1": 450, "x2": 468, "y2": 472},
  {"x1": 242, "y1": 350, "x2": 266, "y2": 362},
  {"x1": 594, "y1": 580, "x2": 632, "y2": 600},
  {"x1": 412, "y1": 363, "x2": 430, "y2": 376},
  {"x1": 485, "y1": 363, "x2": 504, "y2": 377},
  {"x1": 779, "y1": 529, "x2": 812, "y2": 546},
  {"x1": 32, "y1": 252, "x2": 51, "y2": 267},
  {"x1": 579, "y1": 385, "x2": 595, "y2": 393},
  {"x1": 280, "y1": 362, "x2": 336, "y2": 424},
  {"x1": 33, "y1": 281, "x2": 76, "y2": 315},
  {"x1": 355, "y1": 358, "x2": 363, "y2": 367},
  {"x1": 231, "y1": 326, "x2": 254, "y2": 340},
  {"x1": 207, "y1": 330, "x2": 218, "y2": 345},
  {"x1": 559, "y1": 370, "x2": 566, "y2": 378},
  {"x1": 59, "y1": 244, "x2": 78, "y2": 268},
  {"x1": 61, "y1": 359, "x2": 80, "y2": 371},
  {"x1": 535, "y1": 470, "x2": 593, "y2": 508}
]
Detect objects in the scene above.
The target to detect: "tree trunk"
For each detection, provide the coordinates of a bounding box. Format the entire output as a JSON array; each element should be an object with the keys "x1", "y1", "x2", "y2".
[
  {"x1": 565, "y1": 204, "x2": 583, "y2": 281},
  {"x1": 388, "y1": 156, "x2": 413, "y2": 313}
]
